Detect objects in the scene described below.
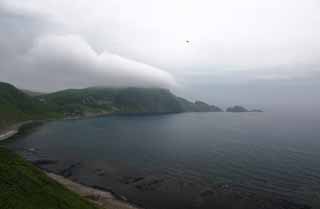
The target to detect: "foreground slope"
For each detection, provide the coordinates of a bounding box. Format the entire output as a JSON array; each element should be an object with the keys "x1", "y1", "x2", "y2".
[{"x1": 0, "y1": 147, "x2": 99, "y2": 209}]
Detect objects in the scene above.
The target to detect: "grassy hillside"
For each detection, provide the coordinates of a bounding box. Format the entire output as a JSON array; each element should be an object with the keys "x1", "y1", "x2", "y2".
[
  {"x1": 177, "y1": 98, "x2": 223, "y2": 112},
  {"x1": 0, "y1": 147, "x2": 99, "y2": 209},
  {"x1": 0, "y1": 82, "x2": 61, "y2": 129},
  {"x1": 21, "y1": 89, "x2": 45, "y2": 97},
  {"x1": 38, "y1": 87, "x2": 185, "y2": 115},
  {"x1": 37, "y1": 87, "x2": 118, "y2": 116},
  {"x1": 39, "y1": 86, "x2": 223, "y2": 115},
  {"x1": 0, "y1": 82, "x2": 223, "y2": 129},
  {"x1": 114, "y1": 88, "x2": 183, "y2": 113}
]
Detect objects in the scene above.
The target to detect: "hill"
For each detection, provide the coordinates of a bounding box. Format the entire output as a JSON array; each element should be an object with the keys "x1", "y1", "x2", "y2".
[
  {"x1": 37, "y1": 87, "x2": 183, "y2": 115},
  {"x1": 0, "y1": 147, "x2": 99, "y2": 209},
  {"x1": 0, "y1": 82, "x2": 223, "y2": 128},
  {"x1": 38, "y1": 87, "x2": 222, "y2": 116},
  {"x1": 0, "y1": 82, "x2": 60, "y2": 129},
  {"x1": 21, "y1": 89, "x2": 45, "y2": 97}
]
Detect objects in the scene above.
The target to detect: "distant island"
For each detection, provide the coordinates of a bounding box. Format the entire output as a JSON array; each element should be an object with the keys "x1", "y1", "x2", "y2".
[{"x1": 226, "y1": 105, "x2": 263, "y2": 113}]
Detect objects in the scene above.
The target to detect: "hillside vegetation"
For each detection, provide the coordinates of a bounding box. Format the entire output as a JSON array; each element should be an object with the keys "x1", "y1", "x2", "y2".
[
  {"x1": 0, "y1": 82, "x2": 223, "y2": 129},
  {"x1": 0, "y1": 147, "x2": 99, "y2": 209},
  {"x1": 39, "y1": 87, "x2": 223, "y2": 115},
  {"x1": 0, "y1": 82, "x2": 61, "y2": 129}
]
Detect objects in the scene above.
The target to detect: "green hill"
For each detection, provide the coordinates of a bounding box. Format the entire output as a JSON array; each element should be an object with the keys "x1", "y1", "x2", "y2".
[
  {"x1": 36, "y1": 87, "x2": 118, "y2": 116},
  {"x1": 0, "y1": 82, "x2": 223, "y2": 128},
  {"x1": 113, "y1": 88, "x2": 183, "y2": 113},
  {"x1": 0, "y1": 147, "x2": 99, "y2": 209},
  {"x1": 0, "y1": 82, "x2": 61, "y2": 129},
  {"x1": 21, "y1": 89, "x2": 45, "y2": 97},
  {"x1": 38, "y1": 87, "x2": 184, "y2": 115},
  {"x1": 0, "y1": 82, "x2": 223, "y2": 209},
  {"x1": 39, "y1": 86, "x2": 223, "y2": 115}
]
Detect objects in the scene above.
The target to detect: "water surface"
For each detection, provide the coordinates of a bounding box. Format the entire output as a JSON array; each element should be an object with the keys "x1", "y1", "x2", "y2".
[{"x1": 4, "y1": 112, "x2": 320, "y2": 209}]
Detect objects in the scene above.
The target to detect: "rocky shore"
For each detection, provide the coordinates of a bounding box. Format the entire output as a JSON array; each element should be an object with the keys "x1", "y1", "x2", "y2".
[
  {"x1": 0, "y1": 120, "x2": 143, "y2": 209},
  {"x1": 0, "y1": 121, "x2": 36, "y2": 141},
  {"x1": 46, "y1": 172, "x2": 142, "y2": 209}
]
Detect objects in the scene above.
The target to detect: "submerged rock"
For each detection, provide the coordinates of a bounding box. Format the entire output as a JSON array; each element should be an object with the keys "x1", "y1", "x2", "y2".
[
  {"x1": 94, "y1": 168, "x2": 106, "y2": 176},
  {"x1": 135, "y1": 178, "x2": 165, "y2": 191},
  {"x1": 32, "y1": 159, "x2": 58, "y2": 166},
  {"x1": 59, "y1": 162, "x2": 81, "y2": 177},
  {"x1": 120, "y1": 176, "x2": 145, "y2": 184}
]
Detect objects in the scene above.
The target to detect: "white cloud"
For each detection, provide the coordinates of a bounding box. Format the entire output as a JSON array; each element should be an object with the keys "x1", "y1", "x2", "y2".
[
  {"x1": 1, "y1": 0, "x2": 320, "y2": 107},
  {"x1": 9, "y1": 35, "x2": 177, "y2": 91}
]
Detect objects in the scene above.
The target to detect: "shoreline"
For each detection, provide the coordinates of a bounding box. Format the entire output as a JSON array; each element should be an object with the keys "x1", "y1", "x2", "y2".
[
  {"x1": 46, "y1": 172, "x2": 143, "y2": 209},
  {"x1": 0, "y1": 116, "x2": 145, "y2": 209},
  {"x1": 1, "y1": 114, "x2": 313, "y2": 209},
  {"x1": 0, "y1": 112, "x2": 114, "y2": 142},
  {"x1": 0, "y1": 111, "x2": 179, "y2": 142},
  {"x1": 0, "y1": 111, "x2": 227, "y2": 142},
  {"x1": 0, "y1": 120, "x2": 37, "y2": 141}
]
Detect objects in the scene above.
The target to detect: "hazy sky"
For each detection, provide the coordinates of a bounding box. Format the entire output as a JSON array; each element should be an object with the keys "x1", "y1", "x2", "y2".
[{"x1": 1, "y1": 0, "x2": 320, "y2": 109}]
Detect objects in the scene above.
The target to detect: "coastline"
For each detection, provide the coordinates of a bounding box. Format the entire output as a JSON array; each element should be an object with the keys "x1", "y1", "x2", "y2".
[
  {"x1": 0, "y1": 112, "x2": 114, "y2": 142},
  {"x1": 0, "y1": 120, "x2": 37, "y2": 141},
  {"x1": 0, "y1": 111, "x2": 176, "y2": 142},
  {"x1": 0, "y1": 116, "x2": 145, "y2": 209},
  {"x1": 1, "y1": 114, "x2": 313, "y2": 209},
  {"x1": 46, "y1": 172, "x2": 142, "y2": 209}
]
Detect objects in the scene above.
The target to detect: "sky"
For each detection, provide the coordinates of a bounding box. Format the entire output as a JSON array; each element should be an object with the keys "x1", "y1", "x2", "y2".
[{"x1": 1, "y1": 0, "x2": 320, "y2": 109}]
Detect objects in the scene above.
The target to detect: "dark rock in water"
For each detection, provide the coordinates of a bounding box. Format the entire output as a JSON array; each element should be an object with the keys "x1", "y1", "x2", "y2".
[
  {"x1": 59, "y1": 162, "x2": 81, "y2": 177},
  {"x1": 200, "y1": 189, "x2": 214, "y2": 197},
  {"x1": 94, "y1": 168, "x2": 106, "y2": 176},
  {"x1": 32, "y1": 159, "x2": 58, "y2": 166},
  {"x1": 120, "y1": 176, "x2": 145, "y2": 184},
  {"x1": 226, "y1": 106, "x2": 249, "y2": 112},
  {"x1": 135, "y1": 178, "x2": 165, "y2": 191}
]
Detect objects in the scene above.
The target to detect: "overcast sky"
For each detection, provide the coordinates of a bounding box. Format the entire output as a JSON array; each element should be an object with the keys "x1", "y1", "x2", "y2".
[{"x1": 1, "y1": 0, "x2": 320, "y2": 109}]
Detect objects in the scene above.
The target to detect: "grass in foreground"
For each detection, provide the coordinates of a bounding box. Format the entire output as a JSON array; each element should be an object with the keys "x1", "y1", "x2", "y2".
[{"x1": 0, "y1": 147, "x2": 99, "y2": 209}]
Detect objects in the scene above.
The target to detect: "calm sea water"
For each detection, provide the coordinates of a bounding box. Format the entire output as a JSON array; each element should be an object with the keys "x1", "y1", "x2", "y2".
[{"x1": 4, "y1": 112, "x2": 320, "y2": 209}]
